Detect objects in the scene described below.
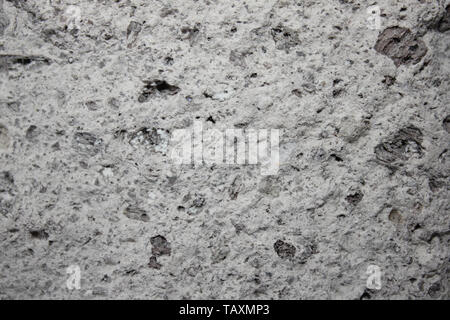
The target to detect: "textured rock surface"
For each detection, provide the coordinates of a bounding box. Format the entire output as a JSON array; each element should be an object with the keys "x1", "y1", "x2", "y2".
[
  {"x1": 0, "y1": 0, "x2": 449, "y2": 300},
  {"x1": 374, "y1": 27, "x2": 428, "y2": 66}
]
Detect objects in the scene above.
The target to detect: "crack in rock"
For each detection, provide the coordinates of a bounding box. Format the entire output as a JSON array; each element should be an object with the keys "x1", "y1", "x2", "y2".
[
  {"x1": 0, "y1": 54, "x2": 51, "y2": 72},
  {"x1": 436, "y1": 5, "x2": 450, "y2": 32}
]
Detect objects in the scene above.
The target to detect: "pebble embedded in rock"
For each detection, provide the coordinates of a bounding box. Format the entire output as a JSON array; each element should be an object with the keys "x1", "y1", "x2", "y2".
[
  {"x1": 123, "y1": 205, "x2": 149, "y2": 222},
  {"x1": 148, "y1": 256, "x2": 162, "y2": 269},
  {"x1": 273, "y1": 240, "x2": 296, "y2": 259},
  {"x1": 150, "y1": 235, "x2": 171, "y2": 256},
  {"x1": 374, "y1": 27, "x2": 428, "y2": 66}
]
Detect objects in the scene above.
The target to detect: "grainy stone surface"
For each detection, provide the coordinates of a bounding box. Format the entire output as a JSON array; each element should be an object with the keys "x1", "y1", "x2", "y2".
[
  {"x1": 0, "y1": 0, "x2": 449, "y2": 300},
  {"x1": 374, "y1": 27, "x2": 428, "y2": 66}
]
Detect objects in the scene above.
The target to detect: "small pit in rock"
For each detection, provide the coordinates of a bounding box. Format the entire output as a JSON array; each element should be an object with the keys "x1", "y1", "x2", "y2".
[
  {"x1": 150, "y1": 235, "x2": 171, "y2": 256},
  {"x1": 138, "y1": 80, "x2": 180, "y2": 102},
  {"x1": 388, "y1": 208, "x2": 402, "y2": 224},
  {"x1": 148, "y1": 256, "x2": 162, "y2": 269},
  {"x1": 345, "y1": 191, "x2": 364, "y2": 205}
]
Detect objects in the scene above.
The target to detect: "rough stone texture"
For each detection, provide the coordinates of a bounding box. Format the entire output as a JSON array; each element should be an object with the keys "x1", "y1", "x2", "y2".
[
  {"x1": 437, "y1": 5, "x2": 450, "y2": 32},
  {"x1": 273, "y1": 240, "x2": 296, "y2": 259},
  {"x1": 0, "y1": 0, "x2": 449, "y2": 300},
  {"x1": 374, "y1": 27, "x2": 428, "y2": 66}
]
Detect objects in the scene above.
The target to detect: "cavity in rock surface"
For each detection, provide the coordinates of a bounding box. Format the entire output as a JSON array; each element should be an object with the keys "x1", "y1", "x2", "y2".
[
  {"x1": 25, "y1": 125, "x2": 40, "y2": 140},
  {"x1": 29, "y1": 229, "x2": 49, "y2": 239},
  {"x1": 436, "y1": 5, "x2": 450, "y2": 32},
  {"x1": 150, "y1": 235, "x2": 171, "y2": 256},
  {"x1": 346, "y1": 191, "x2": 364, "y2": 205},
  {"x1": 123, "y1": 205, "x2": 149, "y2": 222},
  {"x1": 138, "y1": 80, "x2": 180, "y2": 102},
  {"x1": 443, "y1": 115, "x2": 450, "y2": 133}
]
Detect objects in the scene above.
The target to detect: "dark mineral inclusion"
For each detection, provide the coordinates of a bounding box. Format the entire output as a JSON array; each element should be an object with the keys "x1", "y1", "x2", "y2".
[{"x1": 375, "y1": 27, "x2": 427, "y2": 67}]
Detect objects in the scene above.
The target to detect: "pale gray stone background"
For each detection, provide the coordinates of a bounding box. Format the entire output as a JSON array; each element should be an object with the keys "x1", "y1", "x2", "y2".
[{"x1": 0, "y1": 0, "x2": 449, "y2": 299}]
